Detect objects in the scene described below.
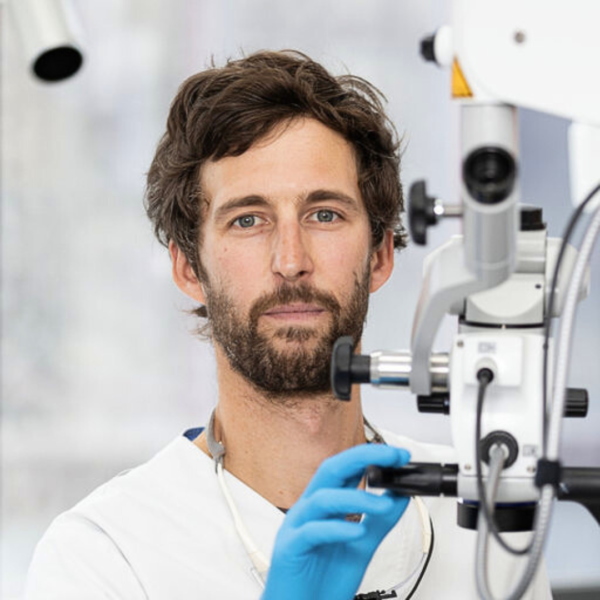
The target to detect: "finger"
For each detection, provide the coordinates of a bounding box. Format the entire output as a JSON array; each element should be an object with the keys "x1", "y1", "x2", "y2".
[
  {"x1": 286, "y1": 488, "x2": 394, "y2": 527},
  {"x1": 303, "y1": 445, "x2": 411, "y2": 497},
  {"x1": 280, "y1": 520, "x2": 366, "y2": 556},
  {"x1": 360, "y1": 492, "x2": 411, "y2": 551}
]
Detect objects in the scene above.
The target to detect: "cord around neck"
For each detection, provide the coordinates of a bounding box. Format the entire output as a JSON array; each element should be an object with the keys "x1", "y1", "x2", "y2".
[
  {"x1": 205, "y1": 408, "x2": 385, "y2": 471},
  {"x1": 206, "y1": 409, "x2": 226, "y2": 470}
]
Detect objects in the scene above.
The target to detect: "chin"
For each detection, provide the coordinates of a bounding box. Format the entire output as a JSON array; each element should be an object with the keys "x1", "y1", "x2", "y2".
[{"x1": 271, "y1": 325, "x2": 324, "y2": 344}]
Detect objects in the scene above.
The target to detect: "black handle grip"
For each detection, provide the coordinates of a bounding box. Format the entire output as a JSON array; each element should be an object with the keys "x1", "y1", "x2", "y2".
[{"x1": 367, "y1": 462, "x2": 458, "y2": 497}]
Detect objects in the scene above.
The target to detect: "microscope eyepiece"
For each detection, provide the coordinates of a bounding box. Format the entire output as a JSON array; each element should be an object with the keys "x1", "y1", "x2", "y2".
[
  {"x1": 331, "y1": 336, "x2": 371, "y2": 401},
  {"x1": 463, "y1": 146, "x2": 516, "y2": 204}
]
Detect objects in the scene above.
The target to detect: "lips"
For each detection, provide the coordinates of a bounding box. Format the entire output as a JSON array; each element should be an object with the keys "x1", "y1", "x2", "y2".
[{"x1": 263, "y1": 303, "x2": 326, "y2": 319}]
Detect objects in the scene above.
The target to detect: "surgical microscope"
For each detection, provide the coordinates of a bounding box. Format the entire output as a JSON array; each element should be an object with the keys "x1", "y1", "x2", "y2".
[{"x1": 331, "y1": 2, "x2": 600, "y2": 599}]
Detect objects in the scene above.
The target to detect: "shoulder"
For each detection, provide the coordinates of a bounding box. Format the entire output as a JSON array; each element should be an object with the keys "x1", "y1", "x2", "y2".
[
  {"x1": 25, "y1": 435, "x2": 218, "y2": 598},
  {"x1": 72, "y1": 435, "x2": 214, "y2": 513},
  {"x1": 56, "y1": 436, "x2": 220, "y2": 532},
  {"x1": 25, "y1": 509, "x2": 148, "y2": 599}
]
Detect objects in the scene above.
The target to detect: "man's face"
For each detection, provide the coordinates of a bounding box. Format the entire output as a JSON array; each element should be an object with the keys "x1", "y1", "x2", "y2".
[{"x1": 193, "y1": 118, "x2": 389, "y2": 398}]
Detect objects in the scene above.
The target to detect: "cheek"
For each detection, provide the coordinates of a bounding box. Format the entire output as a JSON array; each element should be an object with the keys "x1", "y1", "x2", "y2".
[
  {"x1": 208, "y1": 244, "x2": 268, "y2": 298},
  {"x1": 318, "y1": 236, "x2": 371, "y2": 288}
]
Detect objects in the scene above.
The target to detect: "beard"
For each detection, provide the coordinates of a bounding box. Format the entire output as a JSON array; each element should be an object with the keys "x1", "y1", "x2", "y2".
[{"x1": 203, "y1": 271, "x2": 370, "y2": 399}]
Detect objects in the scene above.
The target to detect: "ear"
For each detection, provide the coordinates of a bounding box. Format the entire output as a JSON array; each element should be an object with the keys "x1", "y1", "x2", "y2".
[
  {"x1": 169, "y1": 241, "x2": 207, "y2": 304},
  {"x1": 369, "y1": 230, "x2": 395, "y2": 293}
]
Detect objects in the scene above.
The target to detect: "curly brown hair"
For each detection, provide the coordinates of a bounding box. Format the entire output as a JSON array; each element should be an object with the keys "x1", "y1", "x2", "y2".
[{"x1": 145, "y1": 50, "x2": 406, "y2": 290}]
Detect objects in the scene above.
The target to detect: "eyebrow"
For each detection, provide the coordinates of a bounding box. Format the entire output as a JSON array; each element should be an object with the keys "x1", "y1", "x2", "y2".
[
  {"x1": 213, "y1": 195, "x2": 270, "y2": 223},
  {"x1": 213, "y1": 189, "x2": 360, "y2": 223},
  {"x1": 304, "y1": 189, "x2": 360, "y2": 209}
]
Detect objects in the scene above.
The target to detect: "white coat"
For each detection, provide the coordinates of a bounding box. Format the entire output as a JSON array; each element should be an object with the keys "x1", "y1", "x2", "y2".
[{"x1": 25, "y1": 427, "x2": 552, "y2": 599}]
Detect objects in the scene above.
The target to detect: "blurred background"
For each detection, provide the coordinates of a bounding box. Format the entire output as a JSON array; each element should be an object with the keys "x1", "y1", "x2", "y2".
[{"x1": 2, "y1": 1, "x2": 599, "y2": 598}]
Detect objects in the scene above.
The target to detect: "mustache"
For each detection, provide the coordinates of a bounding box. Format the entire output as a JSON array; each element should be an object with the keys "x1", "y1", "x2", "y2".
[{"x1": 249, "y1": 283, "x2": 341, "y2": 323}]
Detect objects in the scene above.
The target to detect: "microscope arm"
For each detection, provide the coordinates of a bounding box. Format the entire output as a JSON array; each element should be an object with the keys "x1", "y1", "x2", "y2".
[
  {"x1": 410, "y1": 233, "x2": 516, "y2": 395},
  {"x1": 411, "y1": 237, "x2": 483, "y2": 395}
]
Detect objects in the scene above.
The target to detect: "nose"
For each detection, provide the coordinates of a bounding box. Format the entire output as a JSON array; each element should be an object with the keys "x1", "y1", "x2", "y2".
[{"x1": 271, "y1": 221, "x2": 314, "y2": 282}]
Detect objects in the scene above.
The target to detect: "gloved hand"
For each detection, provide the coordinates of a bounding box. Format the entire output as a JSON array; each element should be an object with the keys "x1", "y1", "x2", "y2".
[{"x1": 261, "y1": 444, "x2": 410, "y2": 600}]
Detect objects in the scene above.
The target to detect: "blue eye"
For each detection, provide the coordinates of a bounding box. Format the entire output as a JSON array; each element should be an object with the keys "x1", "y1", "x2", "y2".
[
  {"x1": 235, "y1": 215, "x2": 257, "y2": 228},
  {"x1": 315, "y1": 210, "x2": 336, "y2": 223}
]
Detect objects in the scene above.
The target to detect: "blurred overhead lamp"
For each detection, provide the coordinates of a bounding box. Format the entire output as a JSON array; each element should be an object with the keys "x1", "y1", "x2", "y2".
[{"x1": 8, "y1": 0, "x2": 84, "y2": 82}]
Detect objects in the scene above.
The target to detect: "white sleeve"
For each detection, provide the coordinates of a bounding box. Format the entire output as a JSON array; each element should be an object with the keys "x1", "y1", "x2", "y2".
[{"x1": 25, "y1": 513, "x2": 148, "y2": 600}]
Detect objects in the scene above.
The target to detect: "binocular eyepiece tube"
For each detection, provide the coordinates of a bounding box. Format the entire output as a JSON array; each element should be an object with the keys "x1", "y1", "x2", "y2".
[{"x1": 331, "y1": 336, "x2": 449, "y2": 400}]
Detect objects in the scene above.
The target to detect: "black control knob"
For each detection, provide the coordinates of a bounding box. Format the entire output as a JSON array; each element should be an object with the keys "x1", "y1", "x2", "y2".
[
  {"x1": 409, "y1": 180, "x2": 438, "y2": 245},
  {"x1": 331, "y1": 336, "x2": 371, "y2": 401},
  {"x1": 520, "y1": 205, "x2": 546, "y2": 231},
  {"x1": 564, "y1": 388, "x2": 589, "y2": 418},
  {"x1": 420, "y1": 35, "x2": 436, "y2": 63},
  {"x1": 417, "y1": 394, "x2": 450, "y2": 415}
]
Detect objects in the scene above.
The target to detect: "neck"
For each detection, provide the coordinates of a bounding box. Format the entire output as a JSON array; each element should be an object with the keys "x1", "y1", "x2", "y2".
[{"x1": 195, "y1": 345, "x2": 367, "y2": 509}]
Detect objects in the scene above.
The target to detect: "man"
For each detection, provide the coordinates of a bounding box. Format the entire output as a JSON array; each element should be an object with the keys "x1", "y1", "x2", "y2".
[{"x1": 26, "y1": 51, "x2": 552, "y2": 599}]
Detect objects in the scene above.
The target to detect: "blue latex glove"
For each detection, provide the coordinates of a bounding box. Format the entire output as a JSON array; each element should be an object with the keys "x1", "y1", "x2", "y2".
[{"x1": 261, "y1": 444, "x2": 411, "y2": 600}]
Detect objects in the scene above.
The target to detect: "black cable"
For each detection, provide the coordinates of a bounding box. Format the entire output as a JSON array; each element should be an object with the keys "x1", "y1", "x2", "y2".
[
  {"x1": 542, "y1": 182, "x2": 600, "y2": 455},
  {"x1": 354, "y1": 435, "x2": 435, "y2": 600},
  {"x1": 354, "y1": 517, "x2": 437, "y2": 599},
  {"x1": 404, "y1": 517, "x2": 435, "y2": 600},
  {"x1": 475, "y1": 369, "x2": 531, "y2": 556}
]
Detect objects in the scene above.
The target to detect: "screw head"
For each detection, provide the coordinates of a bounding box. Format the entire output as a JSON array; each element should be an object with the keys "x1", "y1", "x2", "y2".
[
  {"x1": 514, "y1": 31, "x2": 526, "y2": 44},
  {"x1": 457, "y1": 340, "x2": 464, "y2": 348}
]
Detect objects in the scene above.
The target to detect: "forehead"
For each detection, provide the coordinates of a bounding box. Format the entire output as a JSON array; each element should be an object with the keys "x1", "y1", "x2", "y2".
[{"x1": 199, "y1": 118, "x2": 361, "y2": 211}]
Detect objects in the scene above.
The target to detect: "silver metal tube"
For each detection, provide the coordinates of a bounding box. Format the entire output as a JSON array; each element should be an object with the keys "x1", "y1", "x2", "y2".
[
  {"x1": 434, "y1": 199, "x2": 463, "y2": 218},
  {"x1": 370, "y1": 351, "x2": 449, "y2": 392},
  {"x1": 430, "y1": 353, "x2": 450, "y2": 393},
  {"x1": 441, "y1": 205, "x2": 464, "y2": 218},
  {"x1": 370, "y1": 351, "x2": 412, "y2": 388}
]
